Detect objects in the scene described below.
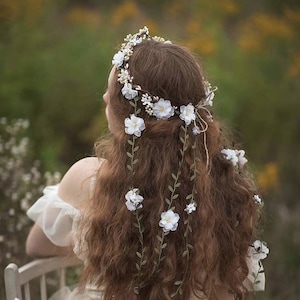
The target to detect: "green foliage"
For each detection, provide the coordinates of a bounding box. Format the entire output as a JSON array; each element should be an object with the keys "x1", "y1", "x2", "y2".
[{"x1": 0, "y1": 118, "x2": 61, "y2": 299}]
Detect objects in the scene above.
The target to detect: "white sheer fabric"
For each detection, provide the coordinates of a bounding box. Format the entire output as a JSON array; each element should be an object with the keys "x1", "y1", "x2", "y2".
[
  {"x1": 27, "y1": 185, "x2": 265, "y2": 298},
  {"x1": 27, "y1": 185, "x2": 78, "y2": 247}
]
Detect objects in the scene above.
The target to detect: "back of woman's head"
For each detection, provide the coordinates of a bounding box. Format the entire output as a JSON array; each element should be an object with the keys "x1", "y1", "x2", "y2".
[
  {"x1": 78, "y1": 28, "x2": 262, "y2": 300},
  {"x1": 109, "y1": 40, "x2": 207, "y2": 137}
]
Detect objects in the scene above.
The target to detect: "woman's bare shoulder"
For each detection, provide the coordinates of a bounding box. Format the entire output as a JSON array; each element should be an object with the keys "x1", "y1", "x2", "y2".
[{"x1": 58, "y1": 157, "x2": 104, "y2": 208}]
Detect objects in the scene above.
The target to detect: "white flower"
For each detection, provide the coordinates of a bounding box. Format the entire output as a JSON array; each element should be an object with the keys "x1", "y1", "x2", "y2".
[
  {"x1": 204, "y1": 86, "x2": 215, "y2": 106},
  {"x1": 125, "y1": 188, "x2": 144, "y2": 211},
  {"x1": 117, "y1": 69, "x2": 131, "y2": 84},
  {"x1": 122, "y1": 46, "x2": 133, "y2": 61},
  {"x1": 203, "y1": 81, "x2": 217, "y2": 106},
  {"x1": 122, "y1": 83, "x2": 139, "y2": 100},
  {"x1": 141, "y1": 93, "x2": 152, "y2": 105},
  {"x1": 221, "y1": 148, "x2": 239, "y2": 166},
  {"x1": 125, "y1": 114, "x2": 145, "y2": 137},
  {"x1": 112, "y1": 50, "x2": 125, "y2": 67},
  {"x1": 236, "y1": 150, "x2": 248, "y2": 167},
  {"x1": 192, "y1": 126, "x2": 201, "y2": 135},
  {"x1": 179, "y1": 104, "x2": 196, "y2": 125},
  {"x1": 153, "y1": 99, "x2": 175, "y2": 119},
  {"x1": 159, "y1": 209, "x2": 180, "y2": 232},
  {"x1": 184, "y1": 203, "x2": 197, "y2": 214},
  {"x1": 221, "y1": 148, "x2": 248, "y2": 168},
  {"x1": 253, "y1": 194, "x2": 263, "y2": 206},
  {"x1": 250, "y1": 240, "x2": 269, "y2": 260}
]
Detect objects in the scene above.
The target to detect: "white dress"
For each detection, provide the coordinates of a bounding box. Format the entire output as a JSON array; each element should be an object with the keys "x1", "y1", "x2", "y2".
[{"x1": 27, "y1": 185, "x2": 265, "y2": 299}]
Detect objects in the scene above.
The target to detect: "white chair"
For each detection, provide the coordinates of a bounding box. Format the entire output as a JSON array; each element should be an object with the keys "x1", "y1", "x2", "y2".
[{"x1": 4, "y1": 255, "x2": 82, "y2": 300}]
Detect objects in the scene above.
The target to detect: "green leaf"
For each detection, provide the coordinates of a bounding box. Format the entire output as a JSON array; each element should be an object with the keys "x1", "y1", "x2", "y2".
[
  {"x1": 126, "y1": 152, "x2": 133, "y2": 158},
  {"x1": 132, "y1": 159, "x2": 139, "y2": 165},
  {"x1": 174, "y1": 281, "x2": 182, "y2": 285},
  {"x1": 168, "y1": 185, "x2": 174, "y2": 193},
  {"x1": 127, "y1": 165, "x2": 133, "y2": 171},
  {"x1": 133, "y1": 146, "x2": 139, "y2": 152},
  {"x1": 136, "y1": 108, "x2": 141, "y2": 114},
  {"x1": 136, "y1": 251, "x2": 142, "y2": 258},
  {"x1": 186, "y1": 194, "x2": 193, "y2": 200},
  {"x1": 128, "y1": 139, "x2": 134, "y2": 145},
  {"x1": 161, "y1": 243, "x2": 167, "y2": 249},
  {"x1": 156, "y1": 235, "x2": 163, "y2": 242},
  {"x1": 173, "y1": 194, "x2": 179, "y2": 199},
  {"x1": 187, "y1": 243, "x2": 193, "y2": 249}
]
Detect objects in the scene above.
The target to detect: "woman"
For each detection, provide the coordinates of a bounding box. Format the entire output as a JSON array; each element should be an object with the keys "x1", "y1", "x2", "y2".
[{"x1": 26, "y1": 27, "x2": 268, "y2": 300}]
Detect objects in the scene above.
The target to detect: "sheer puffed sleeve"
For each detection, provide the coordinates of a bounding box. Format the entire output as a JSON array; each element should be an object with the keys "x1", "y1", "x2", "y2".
[{"x1": 27, "y1": 185, "x2": 79, "y2": 247}]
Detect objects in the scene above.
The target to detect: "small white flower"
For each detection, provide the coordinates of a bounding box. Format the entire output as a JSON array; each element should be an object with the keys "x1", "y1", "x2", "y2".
[
  {"x1": 112, "y1": 50, "x2": 125, "y2": 67},
  {"x1": 153, "y1": 99, "x2": 175, "y2": 119},
  {"x1": 117, "y1": 69, "x2": 131, "y2": 84},
  {"x1": 192, "y1": 126, "x2": 201, "y2": 135},
  {"x1": 184, "y1": 203, "x2": 197, "y2": 214},
  {"x1": 221, "y1": 148, "x2": 248, "y2": 168},
  {"x1": 125, "y1": 114, "x2": 145, "y2": 137},
  {"x1": 141, "y1": 93, "x2": 152, "y2": 105},
  {"x1": 122, "y1": 83, "x2": 139, "y2": 100},
  {"x1": 179, "y1": 104, "x2": 196, "y2": 125},
  {"x1": 250, "y1": 240, "x2": 269, "y2": 260},
  {"x1": 203, "y1": 81, "x2": 217, "y2": 106},
  {"x1": 253, "y1": 194, "x2": 263, "y2": 206},
  {"x1": 204, "y1": 87, "x2": 214, "y2": 106},
  {"x1": 122, "y1": 46, "x2": 133, "y2": 61},
  {"x1": 125, "y1": 188, "x2": 144, "y2": 211},
  {"x1": 159, "y1": 209, "x2": 180, "y2": 232},
  {"x1": 221, "y1": 148, "x2": 239, "y2": 166},
  {"x1": 236, "y1": 150, "x2": 248, "y2": 167}
]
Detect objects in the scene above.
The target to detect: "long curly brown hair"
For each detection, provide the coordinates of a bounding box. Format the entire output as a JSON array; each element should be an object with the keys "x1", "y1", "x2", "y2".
[{"x1": 78, "y1": 40, "x2": 261, "y2": 299}]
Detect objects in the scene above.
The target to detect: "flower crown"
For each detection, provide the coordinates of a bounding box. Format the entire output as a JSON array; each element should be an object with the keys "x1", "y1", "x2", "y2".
[{"x1": 111, "y1": 26, "x2": 268, "y2": 296}]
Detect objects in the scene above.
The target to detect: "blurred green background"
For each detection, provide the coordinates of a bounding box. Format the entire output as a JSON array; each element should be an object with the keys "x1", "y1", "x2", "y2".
[{"x1": 1, "y1": 0, "x2": 300, "y2": 299}]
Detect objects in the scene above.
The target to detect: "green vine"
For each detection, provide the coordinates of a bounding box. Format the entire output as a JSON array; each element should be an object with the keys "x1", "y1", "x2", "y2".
[
  {"x1": 126, "y1": 97, "x2": 147, "y2": 294},
  {"x1": 171, "y1": 139, "x2": 199, "y2": 298},
  {"x1": 154, "y1": 125, "x2": 189, "y2": 274}
]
